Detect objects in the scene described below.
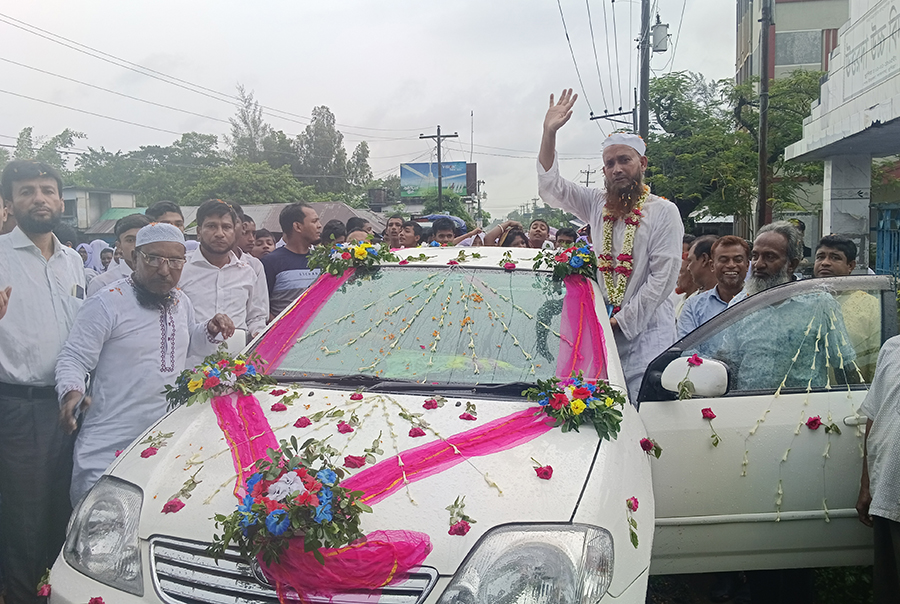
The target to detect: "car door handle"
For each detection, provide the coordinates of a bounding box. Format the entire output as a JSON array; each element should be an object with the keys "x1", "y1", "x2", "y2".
[{"x1": 843, "y1": 415, "x2": 868, "y2": 426}]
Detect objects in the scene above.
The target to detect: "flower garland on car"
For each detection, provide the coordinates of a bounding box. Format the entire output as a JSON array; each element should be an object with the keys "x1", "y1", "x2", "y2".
[
  {"x1": 208, "y1": 436, "x2": 372, "y2": 566},
  {"x1": 598, "y1": 184, "x2": 649, "y2": 314},
  {"x1": 532, "y1": 243, "x2": 598, "y2": 282},
  {"x1": 308, "y1": 239, "x2": 400, "y2": 276},
  {"x1": 522, "y1": 372, "x2": 627, "y2": 441},
  {"x1": 165, "y1": 350, "x2": 275, "y2": 410}
]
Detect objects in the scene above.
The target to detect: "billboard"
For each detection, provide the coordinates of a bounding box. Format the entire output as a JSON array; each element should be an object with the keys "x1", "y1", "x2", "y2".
[{"x1": 400, "y1": 162, "x2": 468, "y2": 198}]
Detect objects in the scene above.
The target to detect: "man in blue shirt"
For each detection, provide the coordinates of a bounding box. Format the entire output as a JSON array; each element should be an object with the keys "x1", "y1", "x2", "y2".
[
  {"x1": 677, "y1": 236, "x2": 749, "y2": 339},
  {"x1": 262, "y1": 203, "x2": 322, "y2": 318}
]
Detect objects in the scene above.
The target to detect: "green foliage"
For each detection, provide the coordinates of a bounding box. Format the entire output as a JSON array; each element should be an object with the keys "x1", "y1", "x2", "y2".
[
  {"x1": 422, "y1": 188, "x2": 476, "y2": 228},
  {"x1": 294, "y1": 105, "x2": 350, "y2": 195},
  {"x1": 164, "y1": 349, "x2": 275, "y2": 410},
  {"x1": 225, "y1": 86, "x2": 273, "y2": 164},
  {"x1": 10, "y1": 126, "x2": 86, "y2": 173},
  {"x1": 505, "y1": 201, "x2": 575, "y2": 230},
  {"x1": 308, "y1": 239, "x2": 400, "y2": 276},
  {"x1": 184, "y1": 161, "x2": 320, "y2": 205},
  {"x1": 522, "y1": 373, "x2": 627, "y2": 441}
]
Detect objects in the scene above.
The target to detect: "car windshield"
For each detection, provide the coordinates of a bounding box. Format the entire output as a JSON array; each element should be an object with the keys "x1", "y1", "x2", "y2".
[{"x1": 253, "y1": 266, "x2": 579, "y2": 385}]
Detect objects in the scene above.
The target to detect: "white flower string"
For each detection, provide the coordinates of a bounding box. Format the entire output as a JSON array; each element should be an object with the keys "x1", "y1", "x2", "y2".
[{"x1": 597, "y1": 185, "x2": 649, "y2": 313}]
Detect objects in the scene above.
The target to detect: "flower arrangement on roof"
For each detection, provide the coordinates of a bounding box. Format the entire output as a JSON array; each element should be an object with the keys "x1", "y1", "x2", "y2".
[
  {"x1": 308, "y1": 239, "x2": 400, "y2": 276},
  {"x1": 165, "y1": 349, "x2": 275, "y2": 409},
  {"x1": 532, "y1": 243, "x2": 598, "y2": 283},
  {"x1": 522, "y1": 372, "x2": 627, "y2": 441},
  {"x1": 208, "y1": 436, "x2": 372, "y2": 566}
]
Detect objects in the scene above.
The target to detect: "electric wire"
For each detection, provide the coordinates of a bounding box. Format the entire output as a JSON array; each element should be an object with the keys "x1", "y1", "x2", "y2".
[
  {"x1": 600, "y1": 0, "x2": 619, "y2": 111},
  {"x1": 585, "y1": 0, "x2": 611, "y2": 109},
  {"x1": 668, "y1": 0, "x2": 688, "y2": 74},
  {"x1": 555, "y1": 0, "x2": 606, "y2": 136},
  {"x1": 610, "y1": 0, "x2": 624, "y2": 109}
]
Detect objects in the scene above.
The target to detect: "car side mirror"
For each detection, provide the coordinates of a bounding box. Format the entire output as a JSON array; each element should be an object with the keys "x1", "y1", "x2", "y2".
[{"x1": 660, "y1": 356, "x2": 729, "y2": 398}]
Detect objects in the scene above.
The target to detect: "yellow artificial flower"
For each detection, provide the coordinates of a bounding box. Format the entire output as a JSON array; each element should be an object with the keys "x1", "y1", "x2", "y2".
[
  {"x1": 604, "y1": 397, "x2": 615, "y2": 408},
  {"x1": 234, "y1": 360, "x2": 245, "y2": 367},
  {"x1": 187, "y1": 378, "x2": 203, "y2": 392},
  {"x1": 354, "y1": 247, "x2": 368, "y2": 259},
  {"x1": 570, "y1": 399, "x2": 587, "y2": 415}
]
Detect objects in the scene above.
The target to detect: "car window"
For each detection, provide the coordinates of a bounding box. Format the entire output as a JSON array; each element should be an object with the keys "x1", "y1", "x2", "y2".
[
  {"x1": 684, "y1": 287, "x2": 883, "y2": 394},
  {"x1": 256, "y1": 267, "x2": 593, "y2": 385}
]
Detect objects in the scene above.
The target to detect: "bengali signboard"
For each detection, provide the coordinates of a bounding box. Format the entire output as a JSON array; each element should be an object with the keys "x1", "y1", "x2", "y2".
[
  {"x1": 400, "y1": 162, "x2": 468, "y2": 198},
  {"x1": 843, "y1": 0, "x2": 900, "y2": 101}
]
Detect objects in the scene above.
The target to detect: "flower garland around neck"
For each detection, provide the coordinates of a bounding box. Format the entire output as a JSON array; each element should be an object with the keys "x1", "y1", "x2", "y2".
[{"x1": 598, "y1": 184, "x2": 649, "y2": 315}]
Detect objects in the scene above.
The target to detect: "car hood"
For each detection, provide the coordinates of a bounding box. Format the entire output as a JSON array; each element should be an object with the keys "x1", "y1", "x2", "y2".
[{"x1": 110, "y1": 386, "x2": 603, "y2": 574}]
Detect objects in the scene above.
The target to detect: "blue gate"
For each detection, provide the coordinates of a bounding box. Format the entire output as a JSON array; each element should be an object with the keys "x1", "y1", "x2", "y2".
[{"x1": 876, "y1": 204, "x2": 900, "y2": 275}]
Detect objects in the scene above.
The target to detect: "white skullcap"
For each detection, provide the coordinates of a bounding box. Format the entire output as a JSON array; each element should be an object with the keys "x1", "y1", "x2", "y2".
[
  {"x1": 136, "y1": 223, "x2": 186, "y2": 248},
  {"x1": 601, "y1": 132, "x2": 646, "y2": 157}
]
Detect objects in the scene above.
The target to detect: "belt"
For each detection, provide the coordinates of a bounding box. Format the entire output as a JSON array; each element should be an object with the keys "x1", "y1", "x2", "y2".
[{"x1": 0, "y1": 382, "x2": 58, "y2": 400}]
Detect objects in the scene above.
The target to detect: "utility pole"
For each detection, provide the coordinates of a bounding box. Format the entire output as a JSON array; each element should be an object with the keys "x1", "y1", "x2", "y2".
[
  {"x1": 580, "y1": 165, "x2": 596, "y2": 188},
  {"x1": 420, "y1": 125, "x2": 458, "y2": 212},
  {"x1": 638, "y1": 0, "x2": 651, "y2": 139},
  {"x1": 476, "y1": 179, "x2": 485, "y2": 227},
  {"x1": 756, "y1": 0, "x2": 773, "y2": 231}
]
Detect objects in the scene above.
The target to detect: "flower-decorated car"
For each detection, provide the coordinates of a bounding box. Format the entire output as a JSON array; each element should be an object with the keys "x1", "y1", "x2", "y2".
[{"x1": 49, "y1": 246, "x2": 896, "y2": 603}]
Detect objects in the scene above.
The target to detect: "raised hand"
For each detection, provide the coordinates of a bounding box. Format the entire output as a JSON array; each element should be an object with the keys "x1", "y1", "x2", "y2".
[
  {"x1": 0, "y1": 286, "x2": 10, "y2": 321},
  {"x1": 543, "y1": 88, "x2": 578, "y2": 134}
]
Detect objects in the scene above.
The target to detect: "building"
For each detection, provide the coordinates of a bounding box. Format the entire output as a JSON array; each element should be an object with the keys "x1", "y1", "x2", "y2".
[
  {"x1": 736, "y1": 0, "x2": 850, "y2": 84},
  {"x1": 786, "y1": 0, "x2": 900, "y2": 272},
  {"x1": 62, "y1": 186, "x2": 136, "y2": 231}
]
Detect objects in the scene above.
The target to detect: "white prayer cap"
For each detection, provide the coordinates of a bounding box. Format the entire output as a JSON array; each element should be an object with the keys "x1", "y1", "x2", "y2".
[
  {"x1": 136, "y1": 223, "x2": 186, "y2": 248},
  {"x1": 601, "y1": 132, "x2": 646, "y2": 157}
]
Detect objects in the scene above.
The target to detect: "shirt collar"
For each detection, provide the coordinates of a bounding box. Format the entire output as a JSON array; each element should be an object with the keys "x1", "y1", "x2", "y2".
[
  {"x1": 8, "y1": 225, "x2": 64, "y2": 256},
  {"x1": 188, "y1": 246, "x2": 240, "y2": 268}
]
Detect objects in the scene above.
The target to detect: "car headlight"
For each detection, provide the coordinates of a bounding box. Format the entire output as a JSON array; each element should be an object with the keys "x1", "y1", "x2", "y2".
[
  {"x1": 64, "y1": 475, "x2": 143, "y2": 596},
  {"x1": 437, "y1": 523, "x2": 613, "y2": 604}
]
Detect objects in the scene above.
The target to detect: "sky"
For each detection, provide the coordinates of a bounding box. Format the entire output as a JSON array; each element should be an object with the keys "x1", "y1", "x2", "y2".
[{"x1": 0, "y1": 0, "x2": 735, "y2": 218}]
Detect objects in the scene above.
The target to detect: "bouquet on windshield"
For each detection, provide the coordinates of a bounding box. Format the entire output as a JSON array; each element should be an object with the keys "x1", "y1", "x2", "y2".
[
  {"x1": 209, "y1": 436, "x2": 372, "y2": 566},
  {"x1": 532, "y1": 243, "x2": 598, "y2": 283},
  {"x1": 164, "y1": 349, "x2": 275, "y2": 410},
  {"x1": 308, "y1": 239, "x2": 400, "y2": 276},
  {"x1": 523, "y1": 372, "x2": 627, "y2": 441}
]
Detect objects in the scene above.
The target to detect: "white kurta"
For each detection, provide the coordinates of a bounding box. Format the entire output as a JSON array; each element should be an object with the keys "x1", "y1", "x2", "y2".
[
  {"x1": 178, "y1": 248, "x2": 268, "y2": 364},
  {"x1": 55, "y1": 277, "x2": 218, "y2": 504},
  {"x1": 86, "y1": 259, "x2": 130, "y2": 297},
  {"x1": 538, "y1": 154, "x2": 683, "y2": 398}
]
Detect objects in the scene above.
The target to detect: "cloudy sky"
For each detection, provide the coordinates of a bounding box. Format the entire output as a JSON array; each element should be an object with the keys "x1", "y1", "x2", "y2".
[{"x1": 0, "y1": 0, "x2": 735, "y2": 217}]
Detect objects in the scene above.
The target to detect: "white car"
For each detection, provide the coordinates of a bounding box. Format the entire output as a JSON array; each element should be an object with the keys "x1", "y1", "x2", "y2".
[{"x1": 50, "y1": 247, "x2": 895, "y2": 603}]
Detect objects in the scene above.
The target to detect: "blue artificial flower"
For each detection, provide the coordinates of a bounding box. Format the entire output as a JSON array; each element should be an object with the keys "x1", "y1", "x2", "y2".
[
  {"x1": 317, "y1": 487, "x2": 334, "y2": 504},
  {"x1": 245, "y1": 473, "x2": 263, "y2": 494},
  {"x1": 208, "y1": 367, "x2": 221, "y2": 378},
  {"x1": 265, "y1": 509, "x2": 290, "y2": 536},
  {"x1": 370, "y1": 248, "x2": 378, "y2": 256},
  {"x1": 538, "y1": 397, "x2": 549, "y2": 407},
  {"x1": 245, "y1": 365, "x2": 257, "y2": 376},
  {"x1": 314, "y1": 502, "x2": 333, "y2": 524},
  {"x1": 238, "y1": 493, "x2": 254, "y2": 514},
  {"x1": 569, "y1": 256, "x2": 585, "y2": 268},
  {"x1": 429, "y1": 241, "x2": 441, "y2": 247},
  {"x1": 586, "y1": 383, "x2": 596, "y2": 393},
  {"x1": 578, "y1": 246, "x2": 590, "y2": 255},
  {"x1": 317, "y1": 468, "x2": 337, "y2": 485}
]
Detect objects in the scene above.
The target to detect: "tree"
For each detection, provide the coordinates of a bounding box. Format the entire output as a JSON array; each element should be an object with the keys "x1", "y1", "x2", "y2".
[
  {"x1": 184, "y1": 161, "x2": 322, "y2": 206},
  {"x1": 225, "y1": 86, "x2": 272, "y2": 163},
  {"x1": 12, "y1": 126, "x2": 86, "y2": 171},
  {"x1": 294, "y1": 106, "x2": 349, "y2": 194},
  {"x1": 347, "y1": 141, "x2": 373, "y2": 190}
]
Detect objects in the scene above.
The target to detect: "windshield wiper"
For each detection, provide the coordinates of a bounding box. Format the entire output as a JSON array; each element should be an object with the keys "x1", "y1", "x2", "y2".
[
  {"x1": 367, "y1": 380, "x2": 534, "y2": 398},
  {"x1": 275, "y1": 373, "x2": 388, "y2": 388}
]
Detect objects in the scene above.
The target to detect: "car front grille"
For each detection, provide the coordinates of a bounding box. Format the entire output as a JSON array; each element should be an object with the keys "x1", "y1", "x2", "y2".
[{"x1": 150, "y1": 536, "x2": 439, "y2": 604}]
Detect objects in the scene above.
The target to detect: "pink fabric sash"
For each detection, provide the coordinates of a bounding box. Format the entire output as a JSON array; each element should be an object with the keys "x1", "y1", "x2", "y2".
[
  {"x1": 255, "y1": 269, "x2": 355, "y2": 372},
  {"x1": 343, "y1": 407, "x2": 556, "y2": 506},
  {"x1": 211, "y1": 393, "x2": 279, "y2": 498},
  {"x1": 557, "y1": 274, "x2": 608, "y2": 381}
]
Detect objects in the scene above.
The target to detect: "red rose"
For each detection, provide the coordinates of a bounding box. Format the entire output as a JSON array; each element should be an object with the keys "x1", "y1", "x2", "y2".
[
  {"x1": 344, "y1": 455, "x2": 367, "y2": 468},
  {"x1": 140, "y1": 446, "x2": 158, "y2": 458},
  {"x1": 459, "y1": 412, "x2": 477, "y2": 421},
  {"x1": 448, "y1": 520, "x2": 471, "y2": 536},
  {"x1": 261, "y1": 497, "x2": 287, "y2": 513},
  {"x1": 89, "y1": 598, "x2": 105, "y2": 604},
  {"x1": 114, "y1": 449, "x2": 123, "y2": 458},
  {"x1": 640, "y1": 438, "x2": 654, "y2": 452},
  {"x1": 271, "y1": 402, "x2": 287, "y2": 412},
  {"x1": 534, "y1": 465, "x2": 553, "y2": 480},
  {"x1": 337, "y1": 421, "x2": 354, "y2": 434},
  {"x1": 161, "y1": 498, "x2": 185, "y2": 514},
  {"x1": 217, "y1": 359, "x2": 230, "y2": 368},
  {"x1": 232, "y1": 364, "x2": 247, "y2": 376},
  {"x1": 341, "y1": 252, "x2": 352, "y2": 259},
  {"x1": 447, "y1": 260, "x2": 459, "y2": 265},
  {"x1": 555, "y1": 254, "x2": 569, "y2": 263},
  {"x1": 399, "y1": 259, "x2": 409, "y2": 265},
  {"x1": 423, "y1": 399, "x2": 438, "y2": 409},
  {"x1": 294, "y1": 416, "x2": 311, "y2": 428},
  {"x1": 701, "y1": 408, "x2": 716, "y2": 420},
  {"x1": 806, "y1": 416, "x2": 822, "y2": 430},
  {"x1": 573, "y1": 387, "x2": 592, "y2": 400},
  {"x1": 270, "y1": 389, "x2": 288, "y2": 396},
  {"x1": 626, "y1": 496, "x2": 639, "y2": 512},
  {"x1": 296, "y1": 491, "x2": 319, "y2": 507},
  {"x1": 203, "y1": 376, "x2": 220, "y2": 389},
  {"x1": 350, "y1": 392, "x2": 364, "y2": 401},
  {"x1": 409, "y1": 427, "x2": 426, "y2": 437},
  {"x1": 549, "y1": 392, "x2": 569, "y2": 410},
  {"x1": 503, "y1": 262, "x2": 516, "y2": 270},
  {"x1": 37, "y1": 584, "x2": 51, "y2": 597},
  {"x1": 687, "y1": 354, "x2": 704, "y2": 367}
]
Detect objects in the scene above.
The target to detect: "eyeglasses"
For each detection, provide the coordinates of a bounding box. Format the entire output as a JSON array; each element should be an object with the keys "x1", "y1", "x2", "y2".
[{"x1": 139, "y1": 250, "x2": 186, "y2": 269}]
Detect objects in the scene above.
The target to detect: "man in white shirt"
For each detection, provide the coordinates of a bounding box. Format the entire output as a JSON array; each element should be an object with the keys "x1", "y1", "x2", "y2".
[
  {"x1": 178, "y1": 199, "x2": 267, "y2": 363},
  {"x1": 86, "y1": 213, "x2": 151, "y2": 296},
  {"x1": 0, "y1": 160, "x2": 85, "y2": 604},
  {"x1": 228, "y1": 201, "x2": 266, "y2": 282},
  {"x1": 537, "y1": 89, "x2": 683, "y2": 399},
  {"x1": 57, "y1": 223, "x2": 234, "y2": 504}
]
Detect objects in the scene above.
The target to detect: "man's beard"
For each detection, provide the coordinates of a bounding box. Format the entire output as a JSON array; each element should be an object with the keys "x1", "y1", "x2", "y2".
[
  {"x1": 605, "y1": 175, "x2": 644, "y2": 208},
  {"x1": 129, "y1": 276, "x2": 175, "y2": 310},
  {"x1": 745, "y1": 263, "x2": 792, "y2": 296},
  {"x1": 16, "y1": 209, "x2": 61, "y2": 234}
]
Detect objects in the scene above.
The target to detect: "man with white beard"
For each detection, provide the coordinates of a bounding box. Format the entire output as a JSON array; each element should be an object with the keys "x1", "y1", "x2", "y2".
[{"x1": 729, "y1": 221, "x2": 801, "y2": 305}]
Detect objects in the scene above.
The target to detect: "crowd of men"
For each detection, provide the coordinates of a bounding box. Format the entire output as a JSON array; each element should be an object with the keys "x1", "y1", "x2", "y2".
[{"x1": 0, "y1": 88, "x2": 897, "y2": 603}]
